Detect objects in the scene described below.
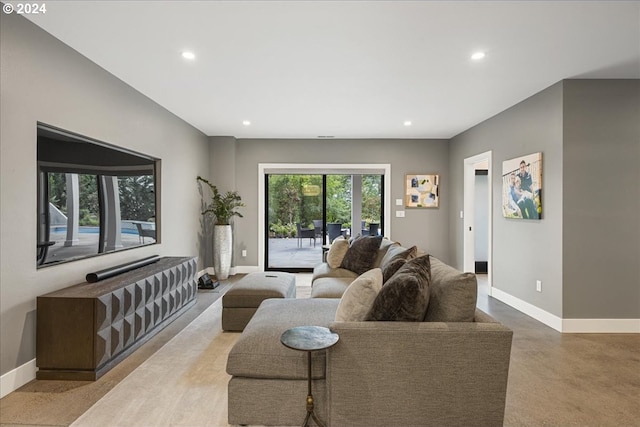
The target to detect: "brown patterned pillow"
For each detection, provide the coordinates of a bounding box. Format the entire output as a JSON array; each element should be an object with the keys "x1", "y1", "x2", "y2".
[
  {"x1": 365, "y1": 254, "x2": 431, "y2": 322},
  {"x1": 381, "y1": 246, "x2": 418, "y2": 283},
  {"x1": 340, "y1": 235, "x2": 383, "y2": 275}
]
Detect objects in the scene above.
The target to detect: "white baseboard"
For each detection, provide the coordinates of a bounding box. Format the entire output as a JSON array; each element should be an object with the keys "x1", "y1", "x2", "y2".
[
  {"x1": 0, "y1": 358, "x2": 36, "y2": 398},
  {"x1": 562, "y1": 318, "x2": 640, "y2": 333},
  {"x1": 491, "y1": 287, "x2": 640, "y2": 333},
  {"x1": 491, "y1": 287, "x2": 563, "y2": 332}
]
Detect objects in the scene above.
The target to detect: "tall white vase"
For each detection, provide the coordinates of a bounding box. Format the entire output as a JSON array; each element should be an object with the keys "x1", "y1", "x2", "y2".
[{"x1": 213, "y1": 225, "x2": 232, "y2": 280}]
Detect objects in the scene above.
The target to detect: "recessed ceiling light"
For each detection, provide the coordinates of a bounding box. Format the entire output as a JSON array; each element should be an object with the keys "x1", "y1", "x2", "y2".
[
  {"x1": 242, "y1": 120, "x2": 251, "y2": 126},
  {"x1": 471, "y1": 52, "x2": 486, "y2": 60},
  {"x1": 181, "y1": 51, "x2": 196, "y2": 60},
  {"x1": 403, "y1": 121, "x2": 412, "y2": 126}
]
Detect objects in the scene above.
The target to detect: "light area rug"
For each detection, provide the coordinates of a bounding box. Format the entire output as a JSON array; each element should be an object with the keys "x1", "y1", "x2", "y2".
[
  {"x1": 71, "y1": 296, "x2": 238, "y2": 427},
  {"x1": 71, "y1": 274, "x2": 312, "y2": 427}
]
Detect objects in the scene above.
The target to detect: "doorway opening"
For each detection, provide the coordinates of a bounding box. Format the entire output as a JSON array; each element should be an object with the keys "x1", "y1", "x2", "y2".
[{"x1": 463, "y1": 151, "x2": 493, "y2": 291}]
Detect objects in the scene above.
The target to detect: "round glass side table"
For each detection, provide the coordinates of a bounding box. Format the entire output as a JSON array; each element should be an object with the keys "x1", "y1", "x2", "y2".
[{"x1": 280, "y1": 326, "x2": 339, "y2": 427}]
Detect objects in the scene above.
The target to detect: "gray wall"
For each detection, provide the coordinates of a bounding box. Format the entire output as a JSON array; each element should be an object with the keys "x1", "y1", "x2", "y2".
[
  {"x1": 450, "y1": 79, "x2": 640, "y2": 320},
  {"x1": 0, "y1": 13, "x2": 210, "y2": 377},
  {"x1": 562, "y1": 80, "x2": 640, "y2": 318},
  {"x1": 197, "y1": 136, "x2": 239, "y2": 268},
  {"x1": 449, "y1": 82, "x2": 565, "y2": 317},
  {"x1": 212, "y1": 138, "x2": 450, "y2": 267}
]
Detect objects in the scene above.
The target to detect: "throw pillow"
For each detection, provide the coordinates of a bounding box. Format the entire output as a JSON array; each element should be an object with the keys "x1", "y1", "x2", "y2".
[
  {"x1": 340, "y1": 235, "x2": 383, "y2": 275},
  {"x1": 334, "y1": 268, "x2": 383, "y2": 322},
  {"x1": 381, "y1": 245, "x2": 418, "y2": 283},
  {"x1": 326, "y1": 236, "x2": 349, "y2": 268},
  {"x1": 424, "y1": 256, "x2": 477, "y2": 322},
  {"x1": 381, "y1": 258, "x2": 406, "y2": 283},
  {"x1": 365, "y1": 254, "x2": 431, "y2": 322}
]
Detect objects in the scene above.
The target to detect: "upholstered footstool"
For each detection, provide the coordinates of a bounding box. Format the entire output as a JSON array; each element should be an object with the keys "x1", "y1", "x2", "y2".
[{"x1": 222, "y1": 272, "x2": 296, "y2": 331}]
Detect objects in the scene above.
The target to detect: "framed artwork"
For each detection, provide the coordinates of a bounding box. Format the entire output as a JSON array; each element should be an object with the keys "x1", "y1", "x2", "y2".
[
  {"x1": 501, "y1": 152, "x2": 542, "y2": 220},
  {"x1": 405, "y1": 174, "x2": 439, "y2": 208}
]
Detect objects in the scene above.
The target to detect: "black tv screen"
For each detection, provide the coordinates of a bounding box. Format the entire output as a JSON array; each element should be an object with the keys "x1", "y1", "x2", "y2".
[{"x1": 37, "y1": 123, "x2": 159, "y2": 267}]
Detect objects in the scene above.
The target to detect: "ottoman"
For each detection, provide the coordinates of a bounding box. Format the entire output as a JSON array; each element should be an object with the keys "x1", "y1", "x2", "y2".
[{"x1": 222, "y1": 272, "x2": 296, "y2": 331}]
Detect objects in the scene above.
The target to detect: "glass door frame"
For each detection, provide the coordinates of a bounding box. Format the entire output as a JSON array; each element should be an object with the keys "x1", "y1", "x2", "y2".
[{"x1": 258, "y1": 163, "x2": 391, "y2": 272}]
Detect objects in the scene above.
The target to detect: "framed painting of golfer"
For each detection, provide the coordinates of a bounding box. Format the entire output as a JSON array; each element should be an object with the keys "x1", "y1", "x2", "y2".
[{"x1": 502, "y1": 152, "x2": 542, "y2": 220}]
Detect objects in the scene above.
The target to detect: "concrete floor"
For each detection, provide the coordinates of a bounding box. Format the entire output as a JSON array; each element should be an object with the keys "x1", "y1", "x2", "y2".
[{"x1": 267, "y1": 237, "x2": 324, "y2": 269}]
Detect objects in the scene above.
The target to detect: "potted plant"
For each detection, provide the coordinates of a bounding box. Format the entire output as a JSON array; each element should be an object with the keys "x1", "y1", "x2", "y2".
[{"x1": 197, "y1": 176, "x2": 244, "y2": 280}]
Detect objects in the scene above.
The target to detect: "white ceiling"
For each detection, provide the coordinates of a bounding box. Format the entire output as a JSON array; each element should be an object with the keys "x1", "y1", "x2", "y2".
[{"x1": 23, "y1": 1, "x2": 640, "y2": 139}]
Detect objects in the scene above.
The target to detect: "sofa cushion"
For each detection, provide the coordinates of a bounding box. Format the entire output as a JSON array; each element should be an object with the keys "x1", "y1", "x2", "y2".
[
  {"x1": 365, "y1": 255, "x2": 431, "y2": 322},
  {"x1": 381, "y1": 245, "x2": 417, "y2": 283},
  {"x1": 312, "y1": 263, "x2": 359, "y2": 282},
  {"x1": 326, "y1": 236, "x2": 349, "y2": 268},
  {"x1": 340, "y1": 235, "x2": 383, "y2": 275},
  {"x1": 424, "y1": 256, "x2": 477, "y2": 322},
  {"x1": 335, "y1": 268, "x2": 383, "y2": 321},
  {"x1": 371, "y1": 238, "x2": 396, "y2": 268},
  {"x1": 222, "y1": 272, "x2": 296, "y2": 308},
  {"x1": 226, "y1": 298, "x2": 340, "y2": 380},
  {"x1": 311, "y1": 277, "x2": 352, "y2": 298},
  {"x1": 379, "y1": 243, "x2": 406, "y2": 267}
]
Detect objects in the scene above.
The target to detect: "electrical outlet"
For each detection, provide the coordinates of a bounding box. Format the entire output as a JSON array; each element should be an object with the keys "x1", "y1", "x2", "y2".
[
  {"x1": 396, "y1": 210, "x2": 405, "y2": 218},
  {"x1": 536, "y1": 280, "x2": 542, "y2": 292},
  {"x1": 241, "y1": 249, "x2": 247, "y2": 257}
]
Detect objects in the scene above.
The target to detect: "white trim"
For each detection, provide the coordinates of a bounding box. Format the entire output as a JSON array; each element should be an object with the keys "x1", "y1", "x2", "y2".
[
  {"x1": 491, "y1": 288, "x2": 640, "y2": 333},
  {"x1": 491, "y1": 287, "x2": 563, "y2": 332},
  {"x1": 562, "y1": 318, "x2": 640, "y2": 333},
  {"x1": 0, "y1": 359, "x2": 37, "y2": 398},
  {"x1": 258, "y1": 163, "x2": 392, "y2": 271}
]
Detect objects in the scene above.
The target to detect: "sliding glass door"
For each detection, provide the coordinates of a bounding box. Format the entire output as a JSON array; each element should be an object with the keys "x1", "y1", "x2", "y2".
[
  {"x1": 266, "y1": 174, "x2": 324, "y2": 271},
  {"x1": 265, "y1": 173, "x2": 383, "y2": 272}
]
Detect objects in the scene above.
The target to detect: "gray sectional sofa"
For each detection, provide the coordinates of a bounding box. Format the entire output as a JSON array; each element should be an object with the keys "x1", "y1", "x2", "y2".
[{"x1": 226, "y1": 239, "x2": 513, "y2": 426}]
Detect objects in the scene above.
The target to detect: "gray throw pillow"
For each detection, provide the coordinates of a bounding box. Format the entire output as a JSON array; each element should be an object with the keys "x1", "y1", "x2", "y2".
[
  {"x1": 424, "y1": 256, "x2": 477, "y2": 322},
  {"x1": 381, "y1": 245, "x2": 417, "y2": 283},
  {"x1": 365, "y1": 254, "x2": 431, "y2": 322},
  {"x1": 340, "y1": 235, "x2": 383, "y2": 275}
]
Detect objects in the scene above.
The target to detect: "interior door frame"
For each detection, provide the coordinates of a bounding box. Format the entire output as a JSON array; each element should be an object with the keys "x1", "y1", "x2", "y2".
[
  {"x1": 463, "y1": 151, "x2": 493, "y2": 290},
  {"x1": 258, "y1": 163, "x2": 391, "y2": 272}
]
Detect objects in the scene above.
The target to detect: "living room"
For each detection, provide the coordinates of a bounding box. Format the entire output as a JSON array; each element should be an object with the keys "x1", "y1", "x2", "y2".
[{"x1": 1, "y1": 1, "x2": 639, "y2": 425}]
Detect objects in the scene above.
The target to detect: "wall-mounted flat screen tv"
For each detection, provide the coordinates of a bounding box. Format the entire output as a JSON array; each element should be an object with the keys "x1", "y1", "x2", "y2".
[{"x1": 37, "y1": 123, "x2": 160, "y2": 267}]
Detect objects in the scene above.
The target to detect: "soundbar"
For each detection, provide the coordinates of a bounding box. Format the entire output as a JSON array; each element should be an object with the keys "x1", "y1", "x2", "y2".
[{"x1": 86, "y1": 255, "x2": 160, "y2": 283}]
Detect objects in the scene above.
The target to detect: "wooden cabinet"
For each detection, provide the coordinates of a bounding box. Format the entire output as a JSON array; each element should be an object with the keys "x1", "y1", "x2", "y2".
[{"x1": 36, "y1": 256, "x2": 198, "y2": 380}]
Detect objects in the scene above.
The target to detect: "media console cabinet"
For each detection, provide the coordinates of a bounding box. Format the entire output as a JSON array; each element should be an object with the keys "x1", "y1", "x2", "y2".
[{"x1": 36, "y1": 256, "x2": 198, "y2": 380}]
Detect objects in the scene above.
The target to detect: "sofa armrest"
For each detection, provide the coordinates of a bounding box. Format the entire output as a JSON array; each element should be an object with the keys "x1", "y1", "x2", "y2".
[{"x1": 326, "y1": 312, "x2": 513, "y2": 427}]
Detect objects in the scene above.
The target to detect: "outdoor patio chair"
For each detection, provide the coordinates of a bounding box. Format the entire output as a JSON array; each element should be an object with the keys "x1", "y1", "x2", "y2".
[
  {"x1": 361, "y1": 221, "x2": 379, "y2": 236},
  {"x1": 312, "y1": 220, "x2": 323, "y2": 241},
  {"x1": 296, "y1": 223, "x2": 316, "y2": 247},
  {"x1": 368, "y1": 222, "x2": 380, "y2": 236},
  {"x1": 327, "y1": 223, "x2": 343, "y2": 243},
  {"x1": 361, "y1": 220, "x2": 369, "y2": 236}
]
